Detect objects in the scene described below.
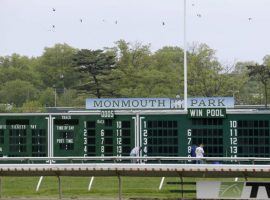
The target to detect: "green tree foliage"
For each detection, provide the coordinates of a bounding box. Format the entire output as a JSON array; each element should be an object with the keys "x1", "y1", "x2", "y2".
[
  {"x1": 0, "y1": 67, "x2": 41, "y2": 86},
  {"x1": 233, "y1": 62, "x2": 258, "y2": 105},
  {"x1": 247, "y1": 64, "x2": 270, "y2": 107},
  {"x1": 0, "y1": 80, "x2": 39, "y2": 106},
  {"x1": 38, "y1": 88, "x2": 55, "y2": 107},
  {"x1": 21, "y1": 101, "x2": 45, "y2": 113},
  {"x1": 0, "y1": 53, "x2": 31, "y2": 69},
  {"x1": 0, "y1": 54, "x2": 42, "y2": 87},
  {"x1": 37, "y1": 43, "x2": 78, "y2": 90},
  {"x1": 1, "y1": 41, "x2": 269, "y2": 110},
  {"x1": 112, "y1": 66, "x2": 173, "y2": 97},
  {"x1": 57, "y1": 89, "x2": 81, "y2": 107},
  {"x1": 188, "y1": 44, "x2": 229, "y2": 97},
  {"x1": 73, "y1": 49, "x2": 116, "y2": 98},
  {"x1": 108, "y1": 41, "x2": 154, "y2": 97},
  {"x1": 109, "y1": 41, "x2": 183, "y2": 97},
  {"x1": 152, "y1": 47, "x2": 184, "y2": 96},
  {"x1": 115, "y1": 40, "x2": 152, "y2": 68}
]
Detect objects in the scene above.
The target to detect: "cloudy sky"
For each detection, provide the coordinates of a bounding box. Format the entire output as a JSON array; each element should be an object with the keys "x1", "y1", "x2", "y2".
[{"x1": 1, "y1": 0, "x2": 270, "y2": 64}]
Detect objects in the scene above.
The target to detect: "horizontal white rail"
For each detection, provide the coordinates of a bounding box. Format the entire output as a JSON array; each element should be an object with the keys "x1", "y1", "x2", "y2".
[
  {"x1": 0, "y1": 156, "x2": 269, "y2": 163},
  {"x1": 0, "y1": 163, "x2": 269, "y2": 178}
]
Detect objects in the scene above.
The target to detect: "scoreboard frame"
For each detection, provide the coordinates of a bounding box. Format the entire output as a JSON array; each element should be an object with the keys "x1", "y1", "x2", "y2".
[{"x1": 0, "y1": 109, "x2": 269, "y2": 160}]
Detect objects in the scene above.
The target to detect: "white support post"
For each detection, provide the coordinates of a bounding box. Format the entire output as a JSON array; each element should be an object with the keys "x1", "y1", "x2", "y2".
[
  {"x1": 45, "y1": 116, "x2": 51, "y2": 164},
  {"x1": 180, "y1": 176, "x2": 184, "y2": 199},
  {"x1": 57, "y1": 176, "x2": 62, "y2": 199},
  {"x1": 88, "y1": 176, "x2": 95, "y2": 191},
  {"x1": 158, "y1": 177, "x2": 165, "y2": 190},
  {"x1": 0, "y1": 177, "x2": 2, "y2": 198},
  {"x1": 118, "y1": 175, "x2": 122, "y2": 200},
  {"x1": 36, "y1": 176, "x2": 44, "y2": 192},
  {"x1": 183, "y1": 0, "x2": 188, "y2": 111},
  {"x1": 51, "y1": 117, "x2": 55, "y2": 164}
]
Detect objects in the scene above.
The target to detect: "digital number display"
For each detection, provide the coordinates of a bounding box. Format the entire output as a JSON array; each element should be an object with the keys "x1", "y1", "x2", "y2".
[{"x1": 100, "y1": 110, "x2": 114, "y2": 119}]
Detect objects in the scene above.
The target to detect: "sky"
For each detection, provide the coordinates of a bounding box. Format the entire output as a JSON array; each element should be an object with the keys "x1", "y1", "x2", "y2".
[{"x1": 1, "y1": 0, "x2": 270, "y2": 64}]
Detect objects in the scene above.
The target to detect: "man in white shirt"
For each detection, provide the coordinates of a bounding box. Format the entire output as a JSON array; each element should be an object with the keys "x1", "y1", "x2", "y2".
[
  {"x1": 130, "y1": 147, "x2": 141, "y2": 163},
  {"x1": 195, "y1": 144, "x2": 204, "y2": 164}
]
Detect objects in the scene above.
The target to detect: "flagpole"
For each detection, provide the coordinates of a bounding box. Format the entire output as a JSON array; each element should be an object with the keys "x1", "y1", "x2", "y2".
[{"x1": 184, "y1": 0, "x2": 188, "y2": 111}]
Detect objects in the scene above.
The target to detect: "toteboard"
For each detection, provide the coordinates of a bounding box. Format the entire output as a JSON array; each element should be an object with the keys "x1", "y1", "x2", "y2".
[{"x1": 0, "y1": 109, "x2": 269, "y2": 159}]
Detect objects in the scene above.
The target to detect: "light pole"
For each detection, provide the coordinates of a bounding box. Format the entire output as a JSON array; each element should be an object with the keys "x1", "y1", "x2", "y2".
[
  {"x1": 183, "y1": 0, "x2": 188, "y2": 111},
  {"x1": 53, "y1": 85, "x2": 57, "y2": 107}
]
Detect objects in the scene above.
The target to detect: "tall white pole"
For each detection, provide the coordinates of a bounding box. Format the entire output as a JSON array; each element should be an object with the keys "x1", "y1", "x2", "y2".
[
  {"x1": 54, "y1": 87, "x2": 57, "y2": 107},
  {"x1": 183, "y1": 0, "x2": 188, "y2": 111}
]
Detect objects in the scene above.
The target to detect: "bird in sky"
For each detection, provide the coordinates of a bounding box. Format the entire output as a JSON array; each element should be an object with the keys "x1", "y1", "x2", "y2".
[
  {"x1": 248, "y1": 17, "x2": 252, "y2": 21},
  {"x1": 115, "y1": 20, "x2": 118, "y2": 24},
  {"x1": 80, "y1": 19, "x2": 83, "y2": 23},
  {"x1": 162, "y1": 22, "x2": 165, "y2": 26},
  {"x1": 52, "y1": 25, "x2": 55, "y2": 28},
  {"x1": 52, "y1": 8, "x2": 56, "y2": 12}
]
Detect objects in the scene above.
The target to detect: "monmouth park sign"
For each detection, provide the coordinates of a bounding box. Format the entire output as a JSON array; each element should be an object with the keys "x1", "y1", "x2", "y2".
[{"x1": 86, "y1": 97, "x2": 234, "y2": 110}]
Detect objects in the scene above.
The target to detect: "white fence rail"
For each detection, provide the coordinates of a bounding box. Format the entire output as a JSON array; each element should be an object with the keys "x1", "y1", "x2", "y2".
[{"x1": 0, "y1": 156, "x2": 269, "y2": 163}]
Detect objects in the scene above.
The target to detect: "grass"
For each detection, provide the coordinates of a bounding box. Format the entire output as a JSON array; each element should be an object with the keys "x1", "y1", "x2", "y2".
[
  {"x1": 1, "y1": 176, "x2": 196, "y2": 199},
  {"x1": 0, "y1": 176, "x2": 268, "y2": 199}
]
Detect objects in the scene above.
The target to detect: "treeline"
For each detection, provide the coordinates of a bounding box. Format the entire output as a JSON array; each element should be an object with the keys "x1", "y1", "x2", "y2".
[{"x1": 0, "y1": 40, "x2": 268, "y2": 112}]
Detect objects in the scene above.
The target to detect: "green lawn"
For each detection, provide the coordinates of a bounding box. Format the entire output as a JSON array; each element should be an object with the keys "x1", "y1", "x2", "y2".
[
  {"x1": 0, "y1": 176, "x2": 267, "y2": 199},
  {"x1": 1, "y1": 176, "x2": 196, "y2": 199}
]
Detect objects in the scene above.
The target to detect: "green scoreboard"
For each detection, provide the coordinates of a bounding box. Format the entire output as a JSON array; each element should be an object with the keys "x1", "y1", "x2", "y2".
[
  {"x1": 52, "y1": 114, "x2": 134, "y2": 157},
  {"x1": 0, "y1": 109, "x2": 269, "y2": 159},
  {"x1": 0, "y1": 114, "x2": 48, "y2": 157}
]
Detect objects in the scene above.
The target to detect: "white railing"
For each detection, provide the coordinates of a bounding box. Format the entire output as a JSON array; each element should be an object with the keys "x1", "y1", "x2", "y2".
[{"x1": 0, "y1": 156, "x2": 269, "y2": 164}]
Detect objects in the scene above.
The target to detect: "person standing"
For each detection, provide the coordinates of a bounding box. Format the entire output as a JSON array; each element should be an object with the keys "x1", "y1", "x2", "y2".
[
  {"x1": 191, "y1": 144, "x2": 197, "y2": 164},
  {"x1": 195, "y1": 144, "x2": 204, "y2": 164},
  {"x1": 130, "y1": 146, "x2": 141, "y2": 163}
]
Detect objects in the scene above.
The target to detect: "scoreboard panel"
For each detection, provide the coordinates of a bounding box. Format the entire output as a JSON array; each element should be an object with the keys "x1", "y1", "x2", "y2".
[
  {"x1": 53, "y1": 116, "x2": 81, "y2": 156},
  {"x1": 224, "y1": 114, "x2": 270, "y2": 157},
  {"x1": 0, "y1": 115, "x2": 48, "y2": 157},
  {"x1": 89, "y1": 115, "x2": 134, "y2": 157},
  {"x1": 140, "y1": 115, "x2": 185, "y2": 157},
  {"x1": 0, "y1": 110, "x2": 269, "y2": 160},
  {"x1": 53, "y1": 114, "x2": 135, "y2": 158},
  {"x1": 187, "y1": 118, "x2": 224, "y2": 157}
]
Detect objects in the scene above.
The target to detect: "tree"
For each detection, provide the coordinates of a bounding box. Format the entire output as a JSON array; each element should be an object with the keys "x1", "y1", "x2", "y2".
[
  {"x1": 73, "y1": 49, "x2": 116, "y2": 98},
  {"x1": 108, "y1": 41, "x2": 180, "y2": 98},
  {"x1": 0, "y1": 67, "x2": 41, "y2": 87},
  {"x1": 38, "y1": 88, "x2": 55, "y2": 107},
  {"x1": 232, "y1": 62, "x2": 258, "y2": 105},
  {"x1": 114, "y1": 40, "x2": 152, "y2": 68},
  {"x1": 185, "y1": 43, "x2": 253, "y2": 102},
  {"x1": 0, "y1": 80, "x2": 39, "y2": 106},
  {"x1": 247, "y1": 64, "x2": 270, "y2": 107},
  {"x1": 21, "y1": 101, "x2": 45, "y2": 112},
  {"x1": 187, "y1": 43, "x2": 234, "y2": 97},
  {"x1": 107, "y1": 41, "x2": 153, "y2": 97},
  {"x1": 0, "y1": 53, "x2": 32, "y2": 69},
  {"x1": 152, "y1": 46, "x2": 184, "y2": 96},
  {"x1": 58, "y1": 89, "x2": 80, "y2": 107},
  {"x1": 0, "y1": 54, "x2": 42, "y2": 88},
  {"x1": 111, "y1": 66, "x2": 174, "y2": 97},
  {"x1": 37, "y1": 43, "x2": 78, "y2": 90}
]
